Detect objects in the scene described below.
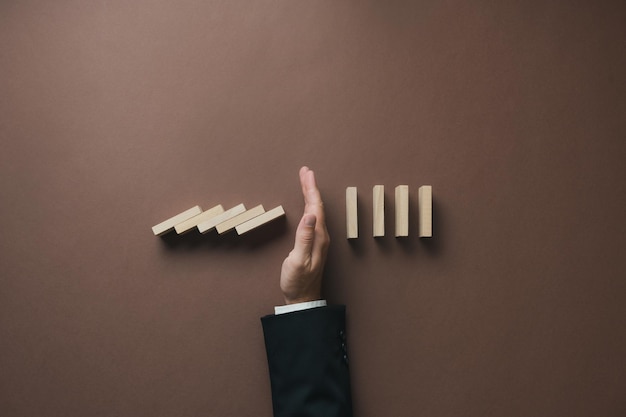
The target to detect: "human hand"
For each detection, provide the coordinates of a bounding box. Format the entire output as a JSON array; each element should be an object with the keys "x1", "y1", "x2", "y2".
[{"x1": 280, "y1": 167, "x2": 330, "y2": 304}]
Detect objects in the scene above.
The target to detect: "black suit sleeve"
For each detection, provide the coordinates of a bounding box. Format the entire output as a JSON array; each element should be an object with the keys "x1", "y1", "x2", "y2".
[{"x1": 261, "y1": 305, "x2": 353, "y2": 417}]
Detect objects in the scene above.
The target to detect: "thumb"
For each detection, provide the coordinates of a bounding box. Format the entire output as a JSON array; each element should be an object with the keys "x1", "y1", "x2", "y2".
[{"x1": 291, "y1": 214, "x2": 316, "y2": 263}]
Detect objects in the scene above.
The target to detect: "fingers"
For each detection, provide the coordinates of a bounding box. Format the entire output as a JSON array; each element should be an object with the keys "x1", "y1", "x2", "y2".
[
  {"x1": 299, "y1": 166, "x2": 326, "y2": 225},
  {"x1": 290, "y1": 167, "x2": 330, "y2": 265},
  {"x1": 298, "y1": 167, "x2": 330, "y2": 268},
  {"x1": 290, "y1": 213, "x2": 317, "y2": 266}
]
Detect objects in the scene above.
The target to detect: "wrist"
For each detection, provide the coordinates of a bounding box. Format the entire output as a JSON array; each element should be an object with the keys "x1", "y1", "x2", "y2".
[{"x1": 284, "y1": 294, "x2": 322, "y2": 305}]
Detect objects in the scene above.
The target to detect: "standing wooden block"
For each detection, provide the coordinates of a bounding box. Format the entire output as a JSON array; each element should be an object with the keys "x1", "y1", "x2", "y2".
[
  {"x1": 395, "y1": 185, "x2": 409, "y2": 237},
  {"x1": 197, "y1": 204, "x2": 246, "y2": 234},
  {"x1": 419, "y1": 185, "x2": 433, "y2": 237},
  {"x1": 174, "y1": 204, "x2": 224, "y2": 234},
  {"x1": 216, "y1": 205, "x2": 265, "y2": 234},
  {"x1": 235, "y1": 205, "x2": 285, "y2": 235},
  {"x1": 152, "y1": 205, "x2": 202, "y2": 236},
  {"x1": 346, "y1": 187, "x2": 358, "y2": 239},
  {"x1": 373, "y1": 185, "x2": 385, "y2": 237}
]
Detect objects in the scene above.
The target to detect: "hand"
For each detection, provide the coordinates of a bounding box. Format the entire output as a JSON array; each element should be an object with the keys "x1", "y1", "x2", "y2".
[{"x1": 280, "y1": 167, "x2": 330, "y2": 304}]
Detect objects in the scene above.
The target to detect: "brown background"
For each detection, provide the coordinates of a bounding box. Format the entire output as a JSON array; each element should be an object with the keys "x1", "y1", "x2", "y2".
[{"x1": 1, "y1": 1, "x2": 625, "y2": 416}]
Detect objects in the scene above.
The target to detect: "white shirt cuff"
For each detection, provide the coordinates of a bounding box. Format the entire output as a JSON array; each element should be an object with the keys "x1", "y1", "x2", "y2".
[{"x1": 274, "y1": 300, "x2": 327, "y2": 315}]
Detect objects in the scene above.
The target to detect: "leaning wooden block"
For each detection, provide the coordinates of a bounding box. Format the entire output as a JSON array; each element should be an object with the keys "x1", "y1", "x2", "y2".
[
  {"x1": 197, "y1": 204, "x2": 246, "y2": 234},
  {"x1": 346, "y1": 187, "x2": 358, "y2": 239},
  {"x1": 216, "y1": 205, "x2": 265, "y2": 234},
  {"x1": 235, "y1": 205, "x2": 285, "y2": 235},
  {"x1": 152, "y1": 205, "x2": 202, "y2": 236},
  {"x1": 373, "y1": 185, "x2": 384, "y2": 237},
  {"x1": 395, "y1": 185, "x2": 409, "y2": 237},
  {"x1": 174, "y1": 204, "x2": 224, "y2": 234},
  {"x1": 418, "y1": 185, "x2": 432, "y2": 237}
]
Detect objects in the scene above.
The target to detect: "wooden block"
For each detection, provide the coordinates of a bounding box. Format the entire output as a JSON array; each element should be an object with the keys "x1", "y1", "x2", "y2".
[
  {"x1": 373, "y1": 185, "x2": 384, "y2": 237},
  {"x1": 216, "y1": 205, "x2": 265, "y2": 234},
  {"x1": 346, "y1": 187, "x2": 358, "y2": 239},
  {"x1": 235, "y1": 205, "x2": 285, "y2": 235},
  {"x1": 152, "y1": 205, "x2": 202, "y2": 236},
  {"x1": 174, "y1": 204, "x2": 224, "y2": 234},
  {"x1": 419, "y1": 185, "x2": 433, "y2": 238},
  {"x1": 197, "y1": 204, "x2": 246, "y2": 234},
  {"x1": 395, "y1": 185, "x2": 409, "y2": 237}
]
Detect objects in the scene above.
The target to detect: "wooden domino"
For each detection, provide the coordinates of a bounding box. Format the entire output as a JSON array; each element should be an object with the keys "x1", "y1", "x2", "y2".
[
  {"x1": 346, "y1": 187, "x2": 358, "y2": 239},
  {"x1": 418, "y1": 185, "x2": 432, "y2": 237},
  {"x1": 395, "y1": 185, "x2": 409, "y2": 237},
  {"x1": 197, "y1": 204, "x2": 246, "y2": 234},
  {"x1": 152, "y1": 206, "x2": 202, "y2": 236},
  {"x1": 215, "y1": 204, "x2": 265, "y2": 234},
  {"x1": 174, "y1": 204, "x2": 224, "y2": 234},
  {"x1": 373, "y1": 185, "x2": 384, "y2": 237},
  {"x1": 235, "y1": 205, "x2": 285, "y2": 235}
]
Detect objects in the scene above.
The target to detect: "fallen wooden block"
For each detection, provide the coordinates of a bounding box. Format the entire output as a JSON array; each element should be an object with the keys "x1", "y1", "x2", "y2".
[
  {"x1": 197, "y1": 204, "x2": 246, "y2": 234},
  {"x1": 395, "y1": 185, "x2": 409, "y2": 237},
  {"x1": 373, "y1": 185, "x2": 384, "y2": 237},
  {"x1": 174, "y1": 204, "x2": 224, "y2": 234},
  {"x1": 236, "y1": 205, "x2": 285, "y2": 235},
  {"x1": 418, "y1": 185, "x2": 432, "y2": 238},
  {"x1": 152, "y1": 206, "x2": 202, "y2": 236},
  {"x1": 346, "y1": 187, "x2": 358, "y2": 239},
  {"x1": 216, "y1": 204, "x2": 265, "y2": 234}
]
